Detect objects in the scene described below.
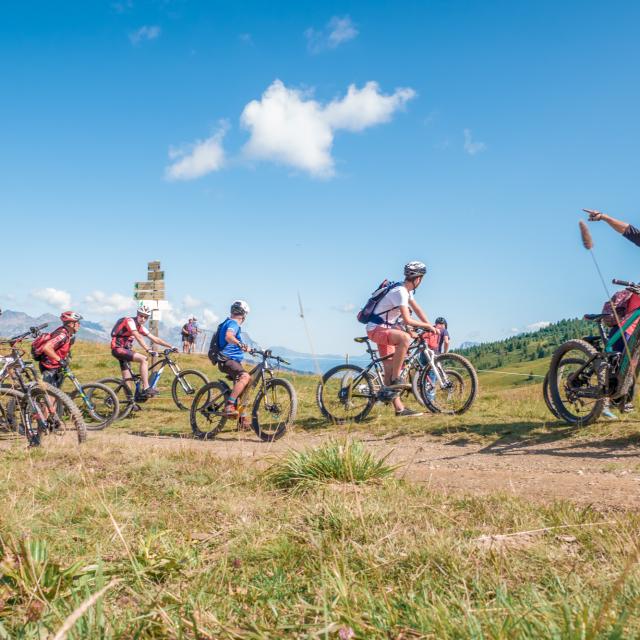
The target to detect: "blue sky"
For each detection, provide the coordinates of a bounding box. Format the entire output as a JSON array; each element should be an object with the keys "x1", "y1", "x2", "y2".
[{"x1": 1, "y1": 0, "x2": 639, "y2": 354}]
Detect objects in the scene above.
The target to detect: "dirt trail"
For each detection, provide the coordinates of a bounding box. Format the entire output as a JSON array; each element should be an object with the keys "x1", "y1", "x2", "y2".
[{"x1": 98, "y1": 428, "x2": 640, "y2": 511}]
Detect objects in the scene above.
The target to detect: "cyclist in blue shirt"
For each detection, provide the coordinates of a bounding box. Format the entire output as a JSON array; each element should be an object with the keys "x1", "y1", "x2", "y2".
[{"x1": 216, "y1": 300, "x2": 251, "y2": 417}]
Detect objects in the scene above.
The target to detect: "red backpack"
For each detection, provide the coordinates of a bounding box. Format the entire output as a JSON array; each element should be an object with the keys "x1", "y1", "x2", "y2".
[
  {"x1": 602, "y1": 290, "x2": 636, "y2": 327},
  {"x1": 31, "y1": 327, "x2": 69, "y2": 361}
]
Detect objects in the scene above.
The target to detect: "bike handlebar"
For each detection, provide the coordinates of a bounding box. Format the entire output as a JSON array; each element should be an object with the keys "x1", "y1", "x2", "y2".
[
  {"x1": 612, "y1": 278, "x2": 637, "y2": 288},
  {"x1": 4, "y1": 322, "x2": 49, "y2": 344},
  {"x1": 250, "y1": 348, "x2": 290, "y2": 366}
]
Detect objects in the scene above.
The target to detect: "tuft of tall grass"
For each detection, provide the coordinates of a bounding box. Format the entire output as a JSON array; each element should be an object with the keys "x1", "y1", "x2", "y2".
[{"x1": 264, "y1": 438, "x2": 397, "y2": 493}]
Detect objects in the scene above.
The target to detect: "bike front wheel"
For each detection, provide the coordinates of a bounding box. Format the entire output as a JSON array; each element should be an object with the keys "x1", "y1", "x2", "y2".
[
  {"x1": 171, "y1": 369, "x2": 209, "y2": 410},
  {"x1": 97, "y1": 378, "x2": 136, "y2": 420},
  {"x1": 69, "y1": 382, "x2": 120, "y2": 430},
  {"x1": 418, "y1": 353, "x2": 478, "y2": 414},
  {"x1": 543, "y1": 357, "x2": 586, "y2": 421},
  {"x1": 548, "y1": 340, "x2": 605, "y2": 426},
  {"x1": 252, "y1": 378, "x2": 297, "y2": 442},
  {"x1": 190, "y1": 381, "x2": 229, "y2": 440},
  {"x1": 316, "y1": 364, "x2": 376, "y2": 424}
]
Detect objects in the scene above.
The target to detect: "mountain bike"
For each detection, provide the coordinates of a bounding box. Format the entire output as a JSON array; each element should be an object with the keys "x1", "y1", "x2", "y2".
[
  {"x1": 99, "y1": 348, "x2": 208, "y2": 419},
  {"x1": 190, "y1": 349, "x2": 297, "y2": 442},
  {"x1": 316, "y1": 332, "x2": 478, "y2": 423},
  {"x1": 547, "y1": 278, "x2": 640, "y2": 425},
  {"x1": 316, "y1": 334, "x2": 427, "y2": 423},
  {"x1": 0, "y1": 325, "x2": 87, "y2": 446},
  {"x1": 58, "y1": 364, "x2": 120, "y2": 430}
]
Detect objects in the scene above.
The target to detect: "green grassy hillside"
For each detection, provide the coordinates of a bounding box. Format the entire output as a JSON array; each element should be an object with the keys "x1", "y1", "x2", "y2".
[{"x1": 459, "y1": 318, "x2": 592, "y2": 371}]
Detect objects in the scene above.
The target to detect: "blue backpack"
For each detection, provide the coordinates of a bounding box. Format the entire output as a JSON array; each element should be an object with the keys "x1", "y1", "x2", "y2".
[{"x1": 357, "y1": 280, "x2": 403, "y2": 325}]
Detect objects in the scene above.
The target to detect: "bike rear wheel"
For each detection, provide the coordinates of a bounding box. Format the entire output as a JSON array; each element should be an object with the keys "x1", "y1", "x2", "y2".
[
  {"x1": 190, "y1": 381, "x2": 229, "y2": 440},
  {"x1": 418, "y1": 353, "x2": 478, "y2": 414},
  {"x1": 252, "y1": 378, "x2": 297, "y2": 442},
  {"x1": 171, "y1": 369, "x2": 209, "y2": 410},
  {"x1": 548, "y1": 340, "x2": 605, "y2": 425},
  {"x1": 69, "y1": 382, "x2": 120, "y2": 430},
  {"x1": 98, "y1": 378, "x2": 136, "y2": 420},
  {"x1": 27, "y1": 382, "x2": 87, "y2": 445},
  {"x1": 0, "y1": 388, "x2": 23, "y2": 434},
  {"x1": 316, "y1": 364, "x2": 376, "y2": 424}
]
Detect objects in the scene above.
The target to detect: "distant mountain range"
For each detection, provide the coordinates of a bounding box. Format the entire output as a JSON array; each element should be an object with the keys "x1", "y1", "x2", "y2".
[
  {"x1": 0, "y1": 309, "x2": 369, "y2": 373},
  {"x1": 0, "y1": 310, "x2": 110, "y2": 343}
]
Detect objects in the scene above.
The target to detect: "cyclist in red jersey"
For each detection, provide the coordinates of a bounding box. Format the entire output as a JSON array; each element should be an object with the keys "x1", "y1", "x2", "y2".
[
  {"x1": 38, "y1": 311, "x2": 82, "y2": 388},
  {"x1": 111, "y1": 305, "x2": 174, "y2": 398}
]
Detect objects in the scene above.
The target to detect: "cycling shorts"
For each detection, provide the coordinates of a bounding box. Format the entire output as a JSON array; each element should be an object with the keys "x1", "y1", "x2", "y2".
[
  {"x1": 367, "y1": 326, "x2": 402, "y2": 358},
  {"x1": 111, "y1": 347, "x2": 136, "y2": 370},
  {"x1": 218, "y1": 359, "x2": 246, "y2": 381},
  {"x1": 39, "y1": 367, "x2": 64, "y2": 388}
]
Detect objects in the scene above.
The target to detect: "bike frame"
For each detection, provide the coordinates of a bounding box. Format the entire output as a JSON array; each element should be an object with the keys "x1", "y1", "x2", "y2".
[
  {"x1": 567, "y1": 308, "x2": 640, "y2": 401},
  {"x1": 355, "y1": 335, "x2": 445, "y2": 394},
  {"x1": 122, "y1": 352, "x2": 188, "y2": 392},
  {"x1": 61, "y1": 367, "x2": 103, "y2": 417},
  {"x1": 0, "y1": 347, "x2": 51, "y2": 439}
]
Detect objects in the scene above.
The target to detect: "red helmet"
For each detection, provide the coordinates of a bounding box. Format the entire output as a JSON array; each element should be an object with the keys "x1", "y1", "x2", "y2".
[{"x1": 60, "y1": 311, "x2": 83, "y2": 323}]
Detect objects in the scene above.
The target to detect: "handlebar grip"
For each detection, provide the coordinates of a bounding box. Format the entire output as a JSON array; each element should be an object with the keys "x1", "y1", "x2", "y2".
[
  {"x1": 281, "y1": 358, "x2": 291, "y2": 366},
  {"x1": 31, "y1": 323, "x2": 49, "y2": 332},
  {"x1": 613, "y1": 279, "x2": 634, "y2": 287}
]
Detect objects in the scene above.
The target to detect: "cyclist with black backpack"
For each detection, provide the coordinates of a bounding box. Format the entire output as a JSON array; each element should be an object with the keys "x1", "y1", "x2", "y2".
[
  {"x1": 32, "y1": 311, "x2": 83, "y2": 388},
  {"x1": 208, "y1": 300, "x2": 251, "y2": 418},
  {"x1": 362, "y1": 261, "x2": 437, "y2": 417},
  {"x1": 110, "y1": 305, "x2": 175, "y2": 399}
]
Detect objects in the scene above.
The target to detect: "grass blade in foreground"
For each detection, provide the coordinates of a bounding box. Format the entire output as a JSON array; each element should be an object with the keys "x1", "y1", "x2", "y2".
[{"x1": 264, "y1": 438, "x2": 397, "y2": 493}]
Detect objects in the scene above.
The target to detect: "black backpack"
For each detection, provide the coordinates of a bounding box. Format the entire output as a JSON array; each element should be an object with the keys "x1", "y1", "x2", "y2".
[
  {"x1": 357, "y1": 280, "x2": 402, "y2": 325},
  {"x1": 207, "y1": 323, "x2": 228, "y2": 365}
]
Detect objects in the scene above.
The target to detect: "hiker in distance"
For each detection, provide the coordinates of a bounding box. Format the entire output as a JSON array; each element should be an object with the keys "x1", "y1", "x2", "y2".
[
  {"x1": 585, "y1": 209, "x2": 640, "y2": 247},
  {"x1": 364, "y1": 261, "x2": 437, "y2": 418}
]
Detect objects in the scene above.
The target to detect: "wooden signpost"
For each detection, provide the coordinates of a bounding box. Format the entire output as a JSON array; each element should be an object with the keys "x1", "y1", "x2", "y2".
[{"x1": 134, "y1": 261, "x2": 166, "y2": 342}]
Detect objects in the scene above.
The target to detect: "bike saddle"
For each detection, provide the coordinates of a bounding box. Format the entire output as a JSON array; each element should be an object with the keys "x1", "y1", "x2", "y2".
[
  {"x1": 584, "y1": 313, "x2": 607, "y2": 322},
  {"x1": 353, "y1": 337, "x2": 369, "y2": 343}
]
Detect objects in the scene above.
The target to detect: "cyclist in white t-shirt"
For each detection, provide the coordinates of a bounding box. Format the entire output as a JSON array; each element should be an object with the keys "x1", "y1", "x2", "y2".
[{"x1": 366, "y1": 261, "x2": 437, "y2": 417}]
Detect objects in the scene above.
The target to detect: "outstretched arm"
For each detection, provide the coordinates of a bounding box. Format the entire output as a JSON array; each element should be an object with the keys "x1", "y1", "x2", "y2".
[{"x1": 584, "y1": 209, "x2": 629, "y2": 235}]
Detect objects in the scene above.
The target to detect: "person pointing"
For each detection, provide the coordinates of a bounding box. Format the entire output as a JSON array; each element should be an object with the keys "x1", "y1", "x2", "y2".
[{"x1": 584, "y1": 209, "x2": 640, "y2": 247}]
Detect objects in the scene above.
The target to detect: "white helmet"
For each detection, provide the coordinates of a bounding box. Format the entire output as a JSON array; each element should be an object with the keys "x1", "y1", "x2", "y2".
[
  {"x1": 230, "y1": 300, "x2": 250, "y2": 316},
  {"x1": 137, "y1": 304, "x2": 152, "y2": 317},
  {"x1": 404, "y1": 261, "x2": 427, "y2": 279}
]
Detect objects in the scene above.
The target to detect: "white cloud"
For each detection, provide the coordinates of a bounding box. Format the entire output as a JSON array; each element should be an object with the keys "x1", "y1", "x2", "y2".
[
  {"x1": 306, "y1": 15, "x2": 358, "y2": 53},
  {"x1": 202, "y1": 308, "x2": 219, "y2": 328},
  {"x1": 165, "y1": 123, "x2": 227, "y2": 181},
  {"x1": 324, "y1": 83, "x2": 416, "y2": 132},
  {"x1": 183, "y1": 294, "x2": 203, "y2": 307},
  {"x1": 129, "y1": 25, "x2": 161, "y2": 45},
  {"x1": 83, "y1": 291, "x2": 135, "y2": 315},
  {"x1": 31, "y1": 288, "x2": 72, "y2": 310},
  {"x1": 241, "y1": 80, "x2": 415, "y2": 177},
  {"x1": 463, "y1": 129, "x2": 486, "y2": 156},
  {"x1": 526, "y1": 321, "x2": 551, "y2": 332}
]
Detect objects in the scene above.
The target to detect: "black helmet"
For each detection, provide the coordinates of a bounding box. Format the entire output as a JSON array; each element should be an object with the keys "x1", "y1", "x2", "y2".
[{"x1": 435, "y1": 317, "x2": 447, "y2": 327}]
